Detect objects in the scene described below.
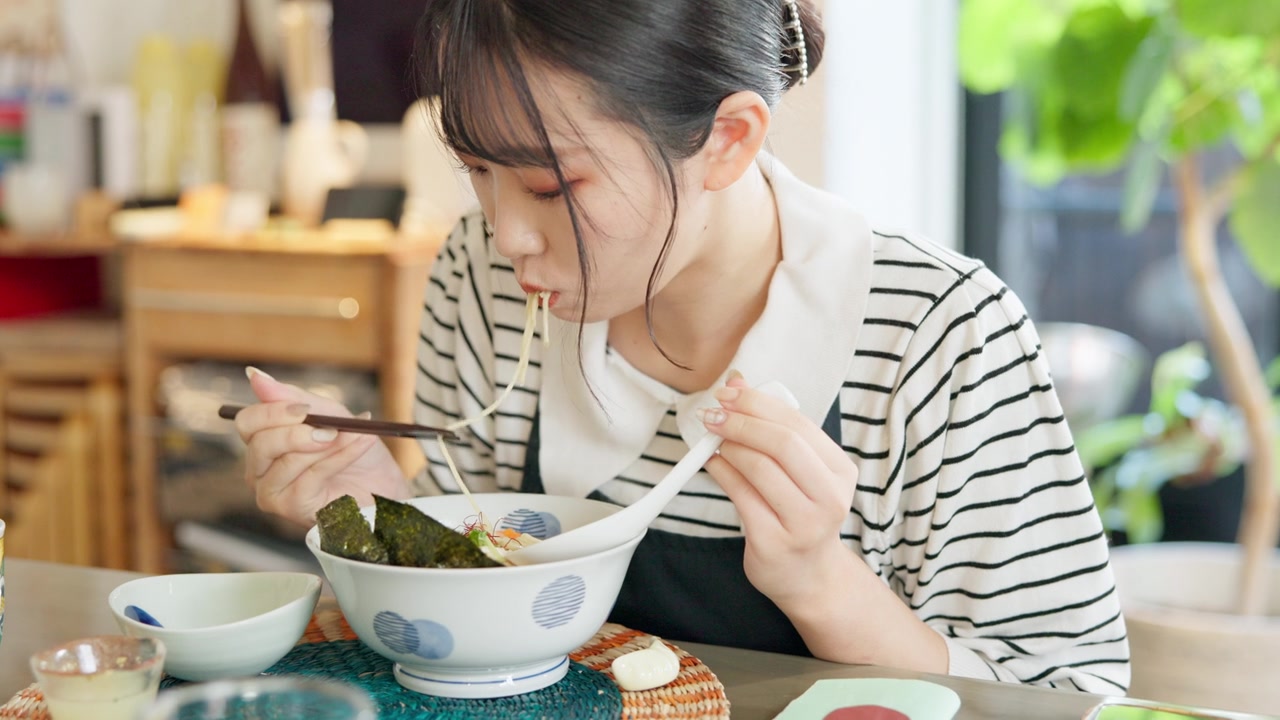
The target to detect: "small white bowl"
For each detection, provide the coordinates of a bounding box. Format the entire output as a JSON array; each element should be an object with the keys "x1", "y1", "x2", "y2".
[
  {"x1": 107, "y1": 571, "x2": 322, "y2": 682},
  {"x1": 307, "y1": 494, "x2": 644, "y2": 699}
]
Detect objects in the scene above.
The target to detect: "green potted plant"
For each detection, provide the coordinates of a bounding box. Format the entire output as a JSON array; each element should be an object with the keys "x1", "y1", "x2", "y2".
[
  {"x1": 1075, "y1": 342, "x2": 1277, "y2": 543},
  {"x1": 960, "y1": 0, "x2": 1280, "y2": 712}
]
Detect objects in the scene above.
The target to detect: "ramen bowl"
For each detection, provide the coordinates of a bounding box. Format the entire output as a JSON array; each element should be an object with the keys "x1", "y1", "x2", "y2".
[{"x1": 306, "y1": 493, "x2": 644, "y2": 699}]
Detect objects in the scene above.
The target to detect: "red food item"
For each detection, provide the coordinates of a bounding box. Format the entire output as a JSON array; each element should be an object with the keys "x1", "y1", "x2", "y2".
[{"x1": 824, "y1": 706, "x2": 911, "y2": 720}]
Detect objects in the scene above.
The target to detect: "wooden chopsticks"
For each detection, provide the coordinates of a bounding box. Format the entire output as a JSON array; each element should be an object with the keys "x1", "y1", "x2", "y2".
[{"x1": 217, "y1": 405, "x2": 460, "y2": 441}]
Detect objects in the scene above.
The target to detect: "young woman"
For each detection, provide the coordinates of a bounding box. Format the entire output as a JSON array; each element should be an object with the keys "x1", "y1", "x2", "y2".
[{"x1": 236, "y1": 0, "x2": 1130, "y2": 694}]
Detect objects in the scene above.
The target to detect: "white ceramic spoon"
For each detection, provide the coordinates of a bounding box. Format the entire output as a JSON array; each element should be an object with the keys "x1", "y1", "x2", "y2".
[{"x1": 505, "y1": 380, "x2": 799, "y2": 565}]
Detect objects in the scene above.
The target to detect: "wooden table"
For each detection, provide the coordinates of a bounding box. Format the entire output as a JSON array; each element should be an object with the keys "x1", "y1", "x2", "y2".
[{"x1": 0, "y1": 559, "x2": 1113, "y2": 719}]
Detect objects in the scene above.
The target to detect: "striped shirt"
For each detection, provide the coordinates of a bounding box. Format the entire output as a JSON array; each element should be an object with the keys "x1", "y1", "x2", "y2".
[{"x1": 412, "y1": 160, "x2": 1130, "y2": 695}]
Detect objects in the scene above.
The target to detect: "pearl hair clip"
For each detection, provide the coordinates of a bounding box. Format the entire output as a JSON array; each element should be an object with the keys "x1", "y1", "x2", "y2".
[{"x1": 781, "y1": 0, "x2": 809, "y2": 86}]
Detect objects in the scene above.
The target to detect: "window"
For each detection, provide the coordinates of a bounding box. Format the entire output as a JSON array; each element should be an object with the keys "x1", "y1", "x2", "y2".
[{"x1": 962, "y1": 91, "x2": 1277, "y2": 543}]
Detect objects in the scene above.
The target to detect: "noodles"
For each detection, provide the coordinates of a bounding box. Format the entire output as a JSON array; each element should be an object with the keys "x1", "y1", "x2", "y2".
[
  {"x1": 542, "y1": 290, "x2": 550, "y2": 351},
  {"x1": 436, "y1": 291, "x2": 552, "y2": 516}
]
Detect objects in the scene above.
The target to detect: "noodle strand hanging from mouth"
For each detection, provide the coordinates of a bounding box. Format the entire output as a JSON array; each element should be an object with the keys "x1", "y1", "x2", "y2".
[{"x1": 436, "y1": 291, "x2": 551, "y2": 513}]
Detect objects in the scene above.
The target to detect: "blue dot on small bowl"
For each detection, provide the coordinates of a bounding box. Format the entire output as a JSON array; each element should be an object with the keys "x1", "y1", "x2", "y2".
[
  {"x1": 532, "y1": 575, "x2": 586, "y2": 629},
  {"x1": 373, "y1": 611, "x2": 454, "y2": 660},
  {"x1": 498, "y1": 509, "x2": 562, "y2": 540}
]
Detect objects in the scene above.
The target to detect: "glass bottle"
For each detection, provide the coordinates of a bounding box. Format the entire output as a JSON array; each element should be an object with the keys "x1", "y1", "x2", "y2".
[
  {"x1": 220, "y1": 0, "x2": 280, "y2": 201},
  {"x1": 131, "y1": 34, "x2": 183, "y2": 199}
]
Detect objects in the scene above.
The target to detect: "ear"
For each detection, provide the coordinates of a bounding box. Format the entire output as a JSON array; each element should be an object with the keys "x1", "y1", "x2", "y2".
[{"x1": 702, "y1": 91, "x2": 772, "y2": 192}]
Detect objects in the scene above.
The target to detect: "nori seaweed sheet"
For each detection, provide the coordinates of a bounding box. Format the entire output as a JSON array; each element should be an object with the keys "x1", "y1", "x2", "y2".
[
  {"x1": 316, "y1": 495, "x2": 390, "y2": 564},
  {"x1": 373, "y1": 495, "x2": 501, "y2": 569}
]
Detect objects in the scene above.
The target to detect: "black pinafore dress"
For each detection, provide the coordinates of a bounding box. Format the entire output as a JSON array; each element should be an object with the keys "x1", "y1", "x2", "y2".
[{"x1": 518, "y1": 400, "x2": 843, "y2": 656}]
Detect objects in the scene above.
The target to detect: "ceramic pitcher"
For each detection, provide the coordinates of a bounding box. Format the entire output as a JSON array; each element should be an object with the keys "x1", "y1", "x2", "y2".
[
  {"x1": 400, "y1": 98, "x2": 477, "y2": 236},
  {"x1": 280, "y1": 117, "x2": 368, "y2": 227}
]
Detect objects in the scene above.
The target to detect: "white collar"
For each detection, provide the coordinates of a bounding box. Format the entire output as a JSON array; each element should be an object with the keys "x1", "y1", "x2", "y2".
[{"x1": 539, "y1": 154, "x2": 874, "y2": 498}]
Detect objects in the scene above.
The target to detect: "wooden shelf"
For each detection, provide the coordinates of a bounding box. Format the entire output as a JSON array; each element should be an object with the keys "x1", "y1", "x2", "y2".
[
  {"x1": 0, "y1": 231, "x2": 117, "y2": 257},
  {"x1": 1, "y1": 226, "x2": 441, "y2": 259},
  {"x1": 123, "y1": 234, "x2": 440, "y2": 572},
  {"x1": 124, "y1": 228, "x2": 441, "y2": 258},
  {"x1": 2, "y1": 219, "x2": 448, "y2": 572}
]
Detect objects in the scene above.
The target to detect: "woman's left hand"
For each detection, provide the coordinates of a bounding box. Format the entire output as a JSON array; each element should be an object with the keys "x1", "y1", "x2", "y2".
[
  {"x1": 700, "y1": 373, "x2": 950, "y2": 672},
  {"x1": 700, "y1": 373, "x2": 861, "y2": 611}
]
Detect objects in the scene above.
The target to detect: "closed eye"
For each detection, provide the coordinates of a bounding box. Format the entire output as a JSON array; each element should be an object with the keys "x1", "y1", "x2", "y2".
[
  {"x1": 528, "y1": 180, "x2": 579, "y2": 203},
  {"x1": 528, "y1": 188, "x2": 562, "y2": 202}
]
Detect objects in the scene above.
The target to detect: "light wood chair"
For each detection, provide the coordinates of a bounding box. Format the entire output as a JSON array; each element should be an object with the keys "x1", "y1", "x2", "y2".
[{"x1": 0, "y1": 315, "x2": 128, "y2": 568}]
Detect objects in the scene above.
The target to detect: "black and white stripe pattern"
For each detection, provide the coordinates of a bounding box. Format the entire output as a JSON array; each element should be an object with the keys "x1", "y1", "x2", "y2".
[{"x1": 412, "y1": 214, "x2": 1129, "y2": 695}]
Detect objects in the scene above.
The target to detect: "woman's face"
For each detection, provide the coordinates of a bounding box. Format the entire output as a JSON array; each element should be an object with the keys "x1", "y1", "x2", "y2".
[{"x1": 454, "y1": 69, "x2": 713, "y2": 324}]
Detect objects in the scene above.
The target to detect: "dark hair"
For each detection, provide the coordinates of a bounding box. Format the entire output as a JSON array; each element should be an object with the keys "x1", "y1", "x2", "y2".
[{"x1": 416, "y1": 0, "x2": 824, "y2": 369}]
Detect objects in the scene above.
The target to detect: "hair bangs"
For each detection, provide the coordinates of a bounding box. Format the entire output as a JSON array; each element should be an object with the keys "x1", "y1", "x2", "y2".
[{"x1": 419, "y1": 2, "x2": 559, "y2": 169}]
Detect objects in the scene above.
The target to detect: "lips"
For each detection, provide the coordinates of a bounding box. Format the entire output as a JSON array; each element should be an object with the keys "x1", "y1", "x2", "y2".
[{"x1": 519, "y1": 283, "x2": 559, "y2": 308}]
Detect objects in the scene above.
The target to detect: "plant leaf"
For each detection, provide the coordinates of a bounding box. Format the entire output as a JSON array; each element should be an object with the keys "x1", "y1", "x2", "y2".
[
  {"x1": 1059, "y1": 107, "x2": 1139, "y2": 168},
  {"x1": 1090, "y1": 464, "x2": 1120, "y2": 533},
  {"x1": 1266, "y1": 356, "x2": 1280, "y2": 391},
  {"x1": 958, "y1": 0, "x2": 1022, "y2": 92},
  {"x1": 1150, "y1": 343, "x2": 1211, "y2": 421},
  {"x1": 1121, "y1": 138, "x2": 1165, "y2": 233},
  {"x1": 1028, "y1": 4, "x2": 1153, "y2": 172},
  {"x1": 1235, "y1": 81, "x2": 1280, "y2": 159},
  {"x1": 1052, "y1": 6, "x2": 1155, "y2": 117},
  {"x1": 1169, "y1": 96, "x2": 1240, "y2": 152},
  {"x1": 1229, "y1": 159, "x2": 1280, "y2": 288},
  {"x1": 999, "y1": 81, "x2": 1073, "y2": 185},
  {"x1": 1076, "y1": 415, "x2": 1151, "y2": 470},
  {"x1": 1120, "y1": 19, "x2": 1175, "y2": 121},
  {"x1": 958, "y1": 0, "x2": 1068, "y2": 93},
  {"x1": 1121, "y1": 483, "x2": 1164, "y2": 543},
  {"x1": 1175, "y1": 0, "x2": 1280, "y2": 37}
]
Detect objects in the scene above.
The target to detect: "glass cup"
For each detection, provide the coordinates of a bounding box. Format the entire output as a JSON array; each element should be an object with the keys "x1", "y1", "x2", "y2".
[
  {"x1": 139, "y1": 677, "x2": 377, "y2": 720},
  {"x1": 30, "y1": 635, "x2": 166, "y2": 720}
]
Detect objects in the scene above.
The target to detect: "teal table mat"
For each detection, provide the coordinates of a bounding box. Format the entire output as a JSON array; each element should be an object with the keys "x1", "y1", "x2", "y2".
[{"x1": 160, "y1": 639, "x2": 623, "y2": 720}]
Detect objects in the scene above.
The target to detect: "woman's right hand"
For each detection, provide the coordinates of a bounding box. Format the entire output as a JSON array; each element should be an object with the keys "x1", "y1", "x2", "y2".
[{"x1": 235, "y1": 367, "x2": 409, "y2": 527}]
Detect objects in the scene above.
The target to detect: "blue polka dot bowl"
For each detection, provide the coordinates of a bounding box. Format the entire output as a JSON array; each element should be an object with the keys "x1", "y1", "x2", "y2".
[{"x1": 304, "y1": 493, "x2": 645, "y2": 699}]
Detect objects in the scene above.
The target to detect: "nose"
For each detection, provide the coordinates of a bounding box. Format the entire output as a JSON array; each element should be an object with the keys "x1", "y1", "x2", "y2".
[
  {"x1": 490, "y1": 217, "x2": 545, "y2": 261},
  {"x1": 487, "y1": 181, "x2": 547, "y2": 261}
]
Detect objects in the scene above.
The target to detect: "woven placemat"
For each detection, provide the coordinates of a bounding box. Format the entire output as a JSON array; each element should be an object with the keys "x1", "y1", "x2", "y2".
[{"x1": 1, "y1": 599, "x2": 730, "y2": 720}]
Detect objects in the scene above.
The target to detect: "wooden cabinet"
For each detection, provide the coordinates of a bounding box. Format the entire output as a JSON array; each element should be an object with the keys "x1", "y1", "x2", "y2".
[{"x1": 123, "y1": 233, "x2": 441, "y2": 572}]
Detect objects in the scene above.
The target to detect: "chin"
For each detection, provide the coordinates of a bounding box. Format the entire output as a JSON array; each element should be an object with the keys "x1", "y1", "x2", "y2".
[
  {"x1": 550, "y1": 303, "x2": 608, "y2": 325},
  {"x1": 549, "y1": 304, "x2": 585, "y2": 322}
]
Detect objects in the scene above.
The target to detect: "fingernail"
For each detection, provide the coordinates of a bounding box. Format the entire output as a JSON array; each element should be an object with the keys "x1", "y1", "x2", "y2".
[
  {"x1": 312, "y1": 428, "x2": 339, "y2": 442},
  {"x1": 246, "y1": 366, "x2": 275, "y2": 382},
  {"x1": 728, "y1": 368, "x2": 744, "y2": 381},
  {"x1": 356, "y1": 411, "x2": 372, "y2": 420},
  {"x1": 698, "y1": 407, "x2": 727, "y2": 425},
  {"x1": 287, "y1": 403, "x2": 310, "y2": 417},
  {"x1": 714, "y1": 386, "x2": 740, "y2": 403}
]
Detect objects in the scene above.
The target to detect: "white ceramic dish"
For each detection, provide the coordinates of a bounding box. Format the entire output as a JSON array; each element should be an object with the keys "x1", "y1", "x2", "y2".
[
  {"x1": 306, "y1": 493, "x2": 644, "y2": 699},
  {"x1": 107, "y1": 571, "x2": 322, "y2": 682}
]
